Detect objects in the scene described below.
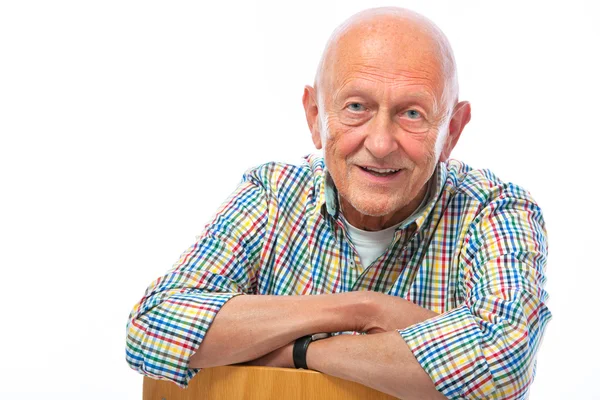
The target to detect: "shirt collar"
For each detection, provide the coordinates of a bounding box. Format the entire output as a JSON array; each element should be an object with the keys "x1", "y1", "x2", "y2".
[
  {"x1": 324, "y1": 171, "x2": 339, "y2": 218},
  {"x1": 402, "y1": 164, "x2": 446, "y2": 231},
  {"x1": 313, "y1": 158, "x2": 447, "y2": 232}
]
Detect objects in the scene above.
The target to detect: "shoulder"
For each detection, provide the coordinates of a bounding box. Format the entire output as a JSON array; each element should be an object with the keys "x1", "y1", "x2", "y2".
[
  {"x1": 241, "y1": 154, "x2": 323, "y2": 197},
  {"x1": 443, "y1": 159, "x2": 537, "y2": 207},
  {"x1": 442, "y1": 160, "x2": 547, "y2": 255}
]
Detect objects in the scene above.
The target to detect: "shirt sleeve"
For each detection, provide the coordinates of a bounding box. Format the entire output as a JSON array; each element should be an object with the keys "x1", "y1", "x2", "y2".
[
  {"x1": 125, "y1": 171, "x2": 269, "y2": 388},
  {"x1": 399, "y1": 186, "x2": 552, "y2": 399}
]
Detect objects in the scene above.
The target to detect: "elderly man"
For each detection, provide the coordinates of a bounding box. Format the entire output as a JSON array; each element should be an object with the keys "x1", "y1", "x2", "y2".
[{"x1": 126, "y1": 7, "x2": 550, "y2": 400}]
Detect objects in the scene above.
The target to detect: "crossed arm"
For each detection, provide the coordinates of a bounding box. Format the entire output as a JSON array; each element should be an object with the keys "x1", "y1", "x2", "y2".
[
  {"x1": 188, "y1": 292, "x2": 445, "y2": 400},
  {"x1": 127, "y1": 176, "x2": 551, "y2": 399}
]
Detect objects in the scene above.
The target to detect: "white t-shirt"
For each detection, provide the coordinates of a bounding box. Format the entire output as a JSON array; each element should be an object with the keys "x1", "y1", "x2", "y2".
[
  {"x1": 341, "y1": 216, "x2": 403, "y2": 268},
  {"x1": 340, "y1": 183, "x2": 431, "y2": 268}
]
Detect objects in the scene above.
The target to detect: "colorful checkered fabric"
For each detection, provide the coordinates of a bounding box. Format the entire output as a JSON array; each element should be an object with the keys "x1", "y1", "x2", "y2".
[{"x1": 126, "y1": 154, "x2": 551, "y2": 399}]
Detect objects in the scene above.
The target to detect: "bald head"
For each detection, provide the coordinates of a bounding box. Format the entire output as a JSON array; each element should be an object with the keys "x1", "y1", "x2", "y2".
[{"x1": 315, "y1": 7, "x2": 458, "y2": 115}]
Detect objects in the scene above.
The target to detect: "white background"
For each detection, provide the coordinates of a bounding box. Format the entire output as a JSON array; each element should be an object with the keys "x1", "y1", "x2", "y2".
[{"x1": 1, "y1": 1, "x2": 599, "y2": 399}]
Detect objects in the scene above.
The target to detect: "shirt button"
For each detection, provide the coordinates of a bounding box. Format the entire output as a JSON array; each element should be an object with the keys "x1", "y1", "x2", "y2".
[{"x1": 349, "y1": 260, "x2": 355, "y2": 266}]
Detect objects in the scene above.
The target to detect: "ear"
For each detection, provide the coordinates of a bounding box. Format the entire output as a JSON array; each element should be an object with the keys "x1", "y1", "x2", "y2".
[
  {"x1": 302, "y1": 85, "x2": 322, "y2": 149},
  {"x1": 440, "y1": 101, "x2": 471, "y2": 162}
]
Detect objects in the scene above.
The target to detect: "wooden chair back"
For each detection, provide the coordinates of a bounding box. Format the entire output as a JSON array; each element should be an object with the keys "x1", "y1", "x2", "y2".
[{"x1": 143, "y1": 365, "x2": 397, "y2": 400}]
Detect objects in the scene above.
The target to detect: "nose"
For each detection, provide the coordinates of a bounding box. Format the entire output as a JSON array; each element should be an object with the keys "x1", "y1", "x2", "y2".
[{"x1": 363, "y1": 112, "x2": 399, "y2": 159}]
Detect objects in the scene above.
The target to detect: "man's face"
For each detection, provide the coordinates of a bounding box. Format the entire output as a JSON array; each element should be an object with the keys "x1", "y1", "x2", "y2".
[{"x1": 307, "y1": 22, "x2": 458, "y2": 229}]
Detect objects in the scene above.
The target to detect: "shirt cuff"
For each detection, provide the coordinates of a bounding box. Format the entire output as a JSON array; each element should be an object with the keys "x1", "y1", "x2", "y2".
[
  {"x1": 398, "y1": 305, "x2": 496, "y2": 399},
  {"x1": 126, "y1": 292, "x2": 243, "y2": 388}
]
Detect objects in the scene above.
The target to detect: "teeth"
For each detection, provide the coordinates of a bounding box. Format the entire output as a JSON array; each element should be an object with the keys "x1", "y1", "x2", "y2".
[{"x1": 363, "y1": 166, "x2": 400, "y2": 173}]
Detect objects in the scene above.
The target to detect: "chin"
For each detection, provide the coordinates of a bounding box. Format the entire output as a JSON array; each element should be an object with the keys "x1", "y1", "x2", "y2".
[{"x1": 347, "y1": 194, "x2": 404, "y2": 218}]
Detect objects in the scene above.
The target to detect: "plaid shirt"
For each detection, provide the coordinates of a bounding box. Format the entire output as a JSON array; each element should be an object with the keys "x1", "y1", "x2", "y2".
[{"x1": 126, "y1": 154, "x2": 551, "y2": 399}]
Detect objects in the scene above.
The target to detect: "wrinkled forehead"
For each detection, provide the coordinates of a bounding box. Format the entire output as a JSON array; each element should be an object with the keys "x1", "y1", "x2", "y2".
[{"x1": 319, "y1": 15, "x2": 455, "y2": 107}]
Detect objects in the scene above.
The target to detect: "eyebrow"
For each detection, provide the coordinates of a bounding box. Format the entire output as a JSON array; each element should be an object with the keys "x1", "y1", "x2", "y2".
[{"x1": 335, "y1": 85, "x2": 439, "y2": 111}]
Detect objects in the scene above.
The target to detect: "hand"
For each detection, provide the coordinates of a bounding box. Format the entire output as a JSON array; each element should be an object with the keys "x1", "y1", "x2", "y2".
[
  {"x1": 358, "y1": 292, "x2": 439, "y2": 334},
  {"x1": 242, "y1": 342, "x2": 295, "y2": 368},
  {"x1": 359, "y1": 292, "x2": 396, "y2": 334}
]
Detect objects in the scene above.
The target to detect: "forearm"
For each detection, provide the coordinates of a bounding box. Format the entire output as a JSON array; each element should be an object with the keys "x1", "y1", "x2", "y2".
[
  {"x1": 189, "y1": 292, "x2": 369, "y2": 368},
  {"x1": 307, "y1": 332, "x2": 446, "y2": 400}
]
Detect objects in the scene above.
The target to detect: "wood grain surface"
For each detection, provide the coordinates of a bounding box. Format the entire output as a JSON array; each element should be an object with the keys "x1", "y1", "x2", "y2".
[{"x1": 143, "y1": 365, "x2": 398, "y2": 400}]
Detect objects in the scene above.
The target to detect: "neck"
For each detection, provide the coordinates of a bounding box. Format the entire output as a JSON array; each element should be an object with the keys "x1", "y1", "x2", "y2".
[{"x1": 340, "y1": 185, "x2": 428, "y2": 231}]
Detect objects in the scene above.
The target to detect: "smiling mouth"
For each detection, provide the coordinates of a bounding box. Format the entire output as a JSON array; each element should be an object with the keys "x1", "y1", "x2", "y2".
[{"x1": 359, "y1": 166, "x2": 402, "y2": 177}]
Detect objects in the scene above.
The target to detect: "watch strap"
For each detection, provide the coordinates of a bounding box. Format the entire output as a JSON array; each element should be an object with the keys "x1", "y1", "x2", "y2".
[
  {"x1": 293, "y1": 335, "x2": 312, "y2": 369},
  {"x1": 293, "y1": 333, "x2": 331, "y2": 369}
]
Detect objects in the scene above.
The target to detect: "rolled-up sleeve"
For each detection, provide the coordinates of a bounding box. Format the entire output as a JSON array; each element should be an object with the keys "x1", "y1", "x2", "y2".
[
  {"x1": 400, "y1": 189, "x2": 551, "y2": 399},
  {"x1": 125, "y1": 172, "x2": 269, "y2": 387}
]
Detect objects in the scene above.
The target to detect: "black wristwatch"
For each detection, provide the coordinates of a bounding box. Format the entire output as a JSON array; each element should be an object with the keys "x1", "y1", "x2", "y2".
[{"x1": 293, "y1": 333, "x2": 331, "y2": 369}]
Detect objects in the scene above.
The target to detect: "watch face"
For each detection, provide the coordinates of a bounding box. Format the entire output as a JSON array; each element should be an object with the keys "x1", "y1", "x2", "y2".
[{"x1": 311, "y1": 333, "x2": 330, "y2": 341}]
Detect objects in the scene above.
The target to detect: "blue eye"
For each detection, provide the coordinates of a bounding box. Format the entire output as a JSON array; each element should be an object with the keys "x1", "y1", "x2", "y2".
[
  {"x1": 347, "y1": 103, "x2": 364, "y2": 112},
  {"x1": 405, "y1": 110, "x2": 421, "y2": 119}
]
